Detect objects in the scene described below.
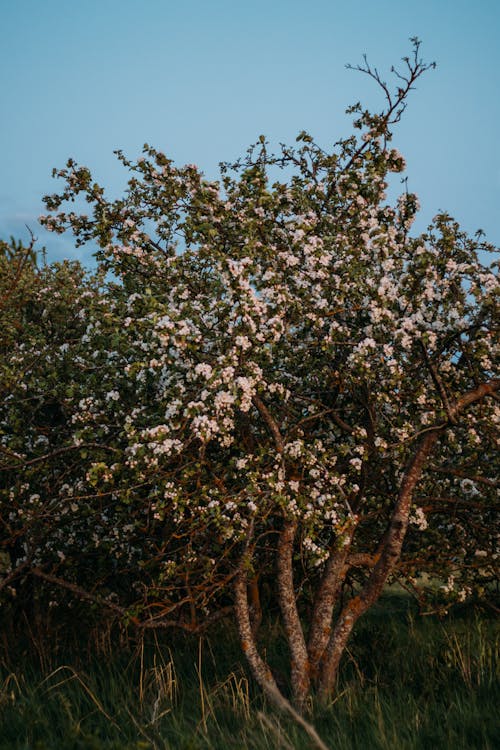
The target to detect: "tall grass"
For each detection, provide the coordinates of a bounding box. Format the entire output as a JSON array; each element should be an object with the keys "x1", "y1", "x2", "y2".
[{"x1": 0, "y1": 596, "x2": 498, "y2": 749}]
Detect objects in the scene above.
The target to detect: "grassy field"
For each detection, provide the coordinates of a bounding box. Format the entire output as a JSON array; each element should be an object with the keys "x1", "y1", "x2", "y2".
[{"x1": 0, "y1": 595, "x2": 498, "y2": 749}]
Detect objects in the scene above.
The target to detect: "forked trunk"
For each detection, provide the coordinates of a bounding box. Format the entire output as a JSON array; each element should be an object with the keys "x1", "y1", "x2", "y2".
[
  {"x1": 239, "y1": 383, "x2": 499, "y2": 706},
  {"x1": 234, "y1": 564, "x2": 331, "y2": 750},
  {"x1": 317, "y1": 430, "x2": 439, "y2": 696}
]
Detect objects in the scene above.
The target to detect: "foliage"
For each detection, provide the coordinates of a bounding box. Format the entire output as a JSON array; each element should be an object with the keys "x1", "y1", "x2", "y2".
[{"x1": 1, "y1": 40, "x2": 498, "y2": 715}]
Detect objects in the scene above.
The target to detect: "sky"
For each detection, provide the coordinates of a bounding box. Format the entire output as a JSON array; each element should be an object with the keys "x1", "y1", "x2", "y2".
[{"x1": 1, "y1": 0, "x2": 499, "y2": 264}]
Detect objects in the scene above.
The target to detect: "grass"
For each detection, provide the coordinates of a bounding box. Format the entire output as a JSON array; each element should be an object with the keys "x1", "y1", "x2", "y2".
[{"x1": 0, "y1": 595, "x2": 498, "y2": 749}]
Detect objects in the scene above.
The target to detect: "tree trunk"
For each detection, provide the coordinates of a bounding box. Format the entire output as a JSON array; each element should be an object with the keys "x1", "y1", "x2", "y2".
[
  {"x1": 307, "y1": 539, "x2": 352, "y2": 684},
  {"x1": 235, "y1": 564, "x2": 331, "y2": 749},
  {"x1": 277, "y1": 519, "x2": 310, "y2": 710},
  {"x1": 318, "y1": 430, "x2": 439, "y2": 696},
  {"x1": 234, "y1": 565, "x2": 280, "y2": 703}
]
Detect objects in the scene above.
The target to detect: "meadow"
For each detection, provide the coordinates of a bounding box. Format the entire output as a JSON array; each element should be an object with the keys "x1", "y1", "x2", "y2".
[{"x1": 0, "y1": 594, "x2": 498, "y2": 749}]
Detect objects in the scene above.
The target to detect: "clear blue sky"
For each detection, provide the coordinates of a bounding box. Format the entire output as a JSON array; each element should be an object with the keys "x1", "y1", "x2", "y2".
[{"x1": 1, "y1": 0, "x2": 499, "y2": 263}]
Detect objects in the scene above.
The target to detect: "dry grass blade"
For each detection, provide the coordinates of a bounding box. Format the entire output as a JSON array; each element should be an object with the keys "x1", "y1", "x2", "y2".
[
  {"x1": 210, "y1": 671, "x2": 251, "y2": 720},
  {"x1": 0, "y1": 672, "x2": 22, "y2": 707},
  {"x1": 38, "y1": 665, "x2": 121, "y2": 731},
  {"x1": 257, "y1": 711, "x2": 295, "y2": 750}
]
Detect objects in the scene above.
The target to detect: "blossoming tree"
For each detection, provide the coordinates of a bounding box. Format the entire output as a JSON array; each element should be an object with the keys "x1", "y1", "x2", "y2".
[{"x1": 2, "y1": 41, "x2": 498, "y2": 713}]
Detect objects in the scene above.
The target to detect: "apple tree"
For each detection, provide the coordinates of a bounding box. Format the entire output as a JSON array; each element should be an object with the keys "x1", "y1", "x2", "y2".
[{"x1": 2, "y1": 41, "x2": 497, "y2": 713}]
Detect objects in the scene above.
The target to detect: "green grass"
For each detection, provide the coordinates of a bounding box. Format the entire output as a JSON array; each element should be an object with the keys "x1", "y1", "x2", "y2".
[{"x1": 0, "y1": 596, "x2": 498, "y2": 749}]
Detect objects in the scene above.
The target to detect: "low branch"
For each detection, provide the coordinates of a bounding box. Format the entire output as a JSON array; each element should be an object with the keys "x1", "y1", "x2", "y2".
[
  {"x1": 429, "y1": 467, "x2": 498, "y2": 488},
  {"x1": 0, "y1": 560, "x2": 31, "y2": 592},
  {"x1": 31, "y1": 568, "x2": 127, "y2": 617},
  {"x1": 140, "y1": 605, "x2": 234, "y2": 632},
  {"x1": 0, "y1": 443, "x2": 122, "y2": 471}
]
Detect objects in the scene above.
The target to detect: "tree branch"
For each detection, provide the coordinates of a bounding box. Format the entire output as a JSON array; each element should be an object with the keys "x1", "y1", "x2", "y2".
[{"x1": 252, "y1": 394, "x2": 284, "y2": 453}]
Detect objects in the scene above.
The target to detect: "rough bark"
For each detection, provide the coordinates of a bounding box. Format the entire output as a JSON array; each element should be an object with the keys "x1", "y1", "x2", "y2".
[
  {"x1": 234, "y1": 565, "x2": 280, "y2": 702},
  {"x1": 277, "y1": 519, "x2": 310, "y2": 709},
  {"x1": 307, "y1": 536, "x2": 353, "y2": 683}
]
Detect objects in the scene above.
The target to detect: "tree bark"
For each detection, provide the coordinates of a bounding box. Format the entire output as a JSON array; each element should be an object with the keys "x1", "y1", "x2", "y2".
[
  {"x1": 277, "y1": 519, "x2": 310, "y2": 709},
  {"x1": 234, "y1": 565, "x2": 280, "y2": 702},
  {"x1": 307, "y1": 535, "x2": 353, "y2": 683}
]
